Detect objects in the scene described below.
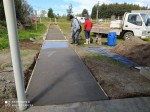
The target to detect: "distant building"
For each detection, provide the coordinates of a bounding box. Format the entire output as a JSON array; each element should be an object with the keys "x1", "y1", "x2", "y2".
[{"x1": 131, "y1": 10, "x2": 150, "y2": 16}]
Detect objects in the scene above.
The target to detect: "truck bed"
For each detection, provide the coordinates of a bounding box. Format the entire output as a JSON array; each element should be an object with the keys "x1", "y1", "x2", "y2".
[{"x1": 91, "y1": 23, "x2": 122, "y2": 35}]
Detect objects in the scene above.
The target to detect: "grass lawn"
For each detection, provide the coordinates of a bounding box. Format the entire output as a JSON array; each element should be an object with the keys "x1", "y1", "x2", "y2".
[
  {"x1": 143, "y1": 38, "x2": 150, "y2": 42},
  {"x1": 0, "y1": 23, "x2": 47, "y2": 50}
]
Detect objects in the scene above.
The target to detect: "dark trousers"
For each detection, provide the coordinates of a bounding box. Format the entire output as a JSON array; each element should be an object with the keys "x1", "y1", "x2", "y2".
[
  {"x1": 72, "y1": 29, "x2": 80, "y2": 44},
  {"x1": 84, "y1": 30, "x2": 90, "y2": 39}
]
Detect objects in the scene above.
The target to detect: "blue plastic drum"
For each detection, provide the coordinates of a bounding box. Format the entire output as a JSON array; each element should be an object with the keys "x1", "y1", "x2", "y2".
[{"x1": 107, "y1": 32, "x2": 117, "y2": 46}]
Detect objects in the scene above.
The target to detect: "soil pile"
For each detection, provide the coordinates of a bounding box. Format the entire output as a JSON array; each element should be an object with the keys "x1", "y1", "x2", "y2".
[
  {"x1": 111, "y1": 37, "x2": 150, "y2": 66},
  {"x1": 20, "y1": 40, "x2": 41, "y2": 50}
]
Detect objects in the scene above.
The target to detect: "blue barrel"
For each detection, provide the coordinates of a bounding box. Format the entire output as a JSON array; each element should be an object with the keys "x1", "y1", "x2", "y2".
[{"x1": 107, "y1": 32, "x2": 117, "y2": 46}]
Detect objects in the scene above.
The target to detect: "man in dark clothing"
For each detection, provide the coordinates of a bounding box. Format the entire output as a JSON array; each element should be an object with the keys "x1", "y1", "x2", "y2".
[{"x1": 70, "y1": 15, "x2": 81, "y2": 45}]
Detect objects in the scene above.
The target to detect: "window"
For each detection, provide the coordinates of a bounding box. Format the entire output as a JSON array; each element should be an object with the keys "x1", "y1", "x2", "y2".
[
  {"x1": 141, "y1": 14, "x2": 150, "y2": 26},
  {"x1": 128, "y1": 14, "x2": 142, "y2": 26}
]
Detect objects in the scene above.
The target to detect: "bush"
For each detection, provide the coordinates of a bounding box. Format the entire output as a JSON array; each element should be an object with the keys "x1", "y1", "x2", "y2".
[
  {"x1": 0, "y1": 21, "x2": 6, "y2": 27},
  {"x1": 0, "y1": 38, "x2": 9, "y2": 50}
]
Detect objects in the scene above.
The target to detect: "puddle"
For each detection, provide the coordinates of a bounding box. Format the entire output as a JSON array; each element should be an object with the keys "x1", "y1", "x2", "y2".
[{"x1": 42, "y1": 41, "x2": 69, "y2": 49}]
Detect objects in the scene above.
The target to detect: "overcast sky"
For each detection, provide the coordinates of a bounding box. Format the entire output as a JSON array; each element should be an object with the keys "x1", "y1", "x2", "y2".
[{"x1": 27, "y1": 0, "x2": 150, "y2": 15}]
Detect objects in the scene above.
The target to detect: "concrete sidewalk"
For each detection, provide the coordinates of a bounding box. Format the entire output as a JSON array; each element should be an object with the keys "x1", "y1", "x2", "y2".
[
  {"x1": 26, "y1": 28, "x2": 108, "y2": 106},
  {"x1": 46, "y1": 28, "x2": 65, "y2": 40},
  {"x1": 22, "y1": 97, "x2": 150, "y2": 112},
  {"x1": 21, "y1": 27, "x2": 150, "y2": 112}
]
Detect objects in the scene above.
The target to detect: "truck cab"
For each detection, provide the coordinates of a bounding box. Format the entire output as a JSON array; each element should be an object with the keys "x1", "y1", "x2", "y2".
[
  {"x1": 122, "y1": 13, "x2": 150, "y2": 39},
  {"x1": 91, "y1": 12, "x2": 150, "y2": 40}
]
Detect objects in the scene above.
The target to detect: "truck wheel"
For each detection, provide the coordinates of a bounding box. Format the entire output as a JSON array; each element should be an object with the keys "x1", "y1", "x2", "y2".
[{"x1": 123, "y1": 32, "x2": 133, "y2": 40}]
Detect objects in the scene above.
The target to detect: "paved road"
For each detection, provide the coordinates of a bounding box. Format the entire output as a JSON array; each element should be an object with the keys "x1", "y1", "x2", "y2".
[{"x1": 26, "y1": 28, "x2": 108, "y2": 106}]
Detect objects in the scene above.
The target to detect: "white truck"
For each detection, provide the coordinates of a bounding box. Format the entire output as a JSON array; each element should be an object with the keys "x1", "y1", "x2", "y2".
[
  {"x1": 76, "y1": 17, "x2": 85, "y2": 23},
  {"x1": 91, "y1": 12, "x2": 150, "y2": 40}
]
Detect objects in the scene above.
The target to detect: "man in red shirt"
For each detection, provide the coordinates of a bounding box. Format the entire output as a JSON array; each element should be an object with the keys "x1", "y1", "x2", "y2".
[{"x1": 84, "y1": 15, "x2": 92, "y2": 44}]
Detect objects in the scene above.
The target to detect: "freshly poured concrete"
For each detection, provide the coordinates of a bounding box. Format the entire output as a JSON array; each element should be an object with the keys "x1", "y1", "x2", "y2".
[{"x1": 26, "y1": 29, "x2": 108, "y2": 106}]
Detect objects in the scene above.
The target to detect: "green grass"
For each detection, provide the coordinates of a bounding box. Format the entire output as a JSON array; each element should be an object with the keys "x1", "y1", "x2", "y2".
[
  {"x1": 57, "y1": 19, "x2": 70, "y2": 23},
  {"x1": 87, "y1": 51, "x2": 128, "y2": 68},
  {"x1": 0, "y1": 21, "x2": 6, "y2": 27},
  {"x1": 40, "y1": 17, "x2": 51, "y2": 23},
  {"x1": 58, "y1": 20, "x2": 70, "y2": 34},
  {"x1": 92, "y1": 19, "x2": 97, "y2": 24},
  {"x1": 0, "y1": 38, "x2": 9, "y2": 50},
  {"x1": 40, "y1": 17, "x2": 64, "y2": 23},
  {"x1": 0, "y1": 23, "x2": 47, "y2": 50},
  {"x1": 143, "y1": 38, "x2": 150, "y2": 42},
  {"x1": 18, "y1": 23, "x2": 46, "y2": 40}
]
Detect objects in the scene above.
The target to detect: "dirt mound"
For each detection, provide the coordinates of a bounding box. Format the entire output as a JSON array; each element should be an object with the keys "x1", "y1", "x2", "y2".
[
  {"x1": 111, "y1": 37, "x2": 150, "y2": 66},
  {"x1": 20, "y1": 40, "x2": 41, "y2": 50}
]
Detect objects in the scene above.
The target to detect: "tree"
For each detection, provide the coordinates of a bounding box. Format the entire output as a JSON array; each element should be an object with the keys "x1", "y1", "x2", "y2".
[
  {"x1": 56, "y1": 13, "x2": 61, "y2": 19},
  {"x1": 76, "y1": 13, "x2": 82, "y2": 17},
  {"x1": 61, "y1": 14, "x2": 67, "y2": 19},
  {"x1": 91, "y1": 5, "x2": 97, "y2": 19},
  {"x1": 91, "y1": 3, "x2": 145, "y2": 19},
  {"x1": 21, "y1": 0, "x2": 33, "y2": 23},
  {"x1": 66, "y1": 4, "x2": 73, "y2": 20},
  {"x1": 81, "y1": 9, "x2": 89, "y2": 17},
  {"x1": 0, "y1": 0, "x2": 33, "y2": 24},
  {"x1": 0, "y1": 0, "x2": 5, "y2": 20},
  {"x1": 40, "y1": 10, "x2": 47, "y2": 17},
  {"x1": 48, "y1": 8, "x2": 54, "y2": 18}
]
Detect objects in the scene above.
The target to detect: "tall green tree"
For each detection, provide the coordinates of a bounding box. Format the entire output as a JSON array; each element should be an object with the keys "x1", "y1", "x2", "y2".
[
  {"x1": 0, "y1": 0, "x2": 5, "y2": 20},
  {"x1": 17, "y1": 0, "x2": 33, "y2": 23},
  {"x1": 0, "y1": 0, "x2": 33, "y2": 24},
  {"x1": 91, "y1": 3, "x2": 147, "y2": 19},
  {"x1": 81, "y1": 9, "x2": 89, "y2": 17},
  {"x1": 66, "y1": 4, "x2": 73, "y2": 20},
  {"x1": 91, "y1": 5, "x2": 97, "y2": 19},
  {"x1": 48, "y1": 8, "x2": 54, "y2": 18}
]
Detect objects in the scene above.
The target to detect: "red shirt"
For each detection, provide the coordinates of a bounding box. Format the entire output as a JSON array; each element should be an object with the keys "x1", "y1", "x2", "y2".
[{"x1": 84, "y1": 19, "x2": 92, "y2": 31}]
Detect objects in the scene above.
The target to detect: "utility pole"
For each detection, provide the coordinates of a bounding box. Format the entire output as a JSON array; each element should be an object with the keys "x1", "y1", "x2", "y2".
[
  {"x1": 96, "y1": 1, "x2": 99, "y2": 23},
  {"x1": 35, "y1": 10, "x2": 38, "y2": 30},
  {"x1": 3, "y1": 0, "x2": 27, "y2": 110},
  {"x1": 38, "y1": 8, "x2": 41, "y2": 23}
]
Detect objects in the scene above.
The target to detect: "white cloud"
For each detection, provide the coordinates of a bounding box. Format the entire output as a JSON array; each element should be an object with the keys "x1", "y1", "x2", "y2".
[
  {"x1": 135, "y1": 0, "x2": 150, "y2": 7},
  {"x1": 71, "y1": 0, "x2": 111, "y2": 14}
]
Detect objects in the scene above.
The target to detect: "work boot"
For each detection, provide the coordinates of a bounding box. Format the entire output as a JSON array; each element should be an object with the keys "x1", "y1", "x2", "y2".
[
  {"x1": 88, "y1": 38, "x2": 90, "y2": 44},
  {"x1": 70, "y1": 42, "x2": 75, "y2": 44},
  {"x1": 70, "y1": 40, "x2": 75, "y2": 44},
  {"x1": 84, "y1": 39, "x2": 88, "y2": 44}
]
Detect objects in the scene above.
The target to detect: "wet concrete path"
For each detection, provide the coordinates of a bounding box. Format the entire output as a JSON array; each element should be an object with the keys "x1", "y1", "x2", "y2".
[{"x1": 26, "y1": 28, "x2": 108, "y2": 106}]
